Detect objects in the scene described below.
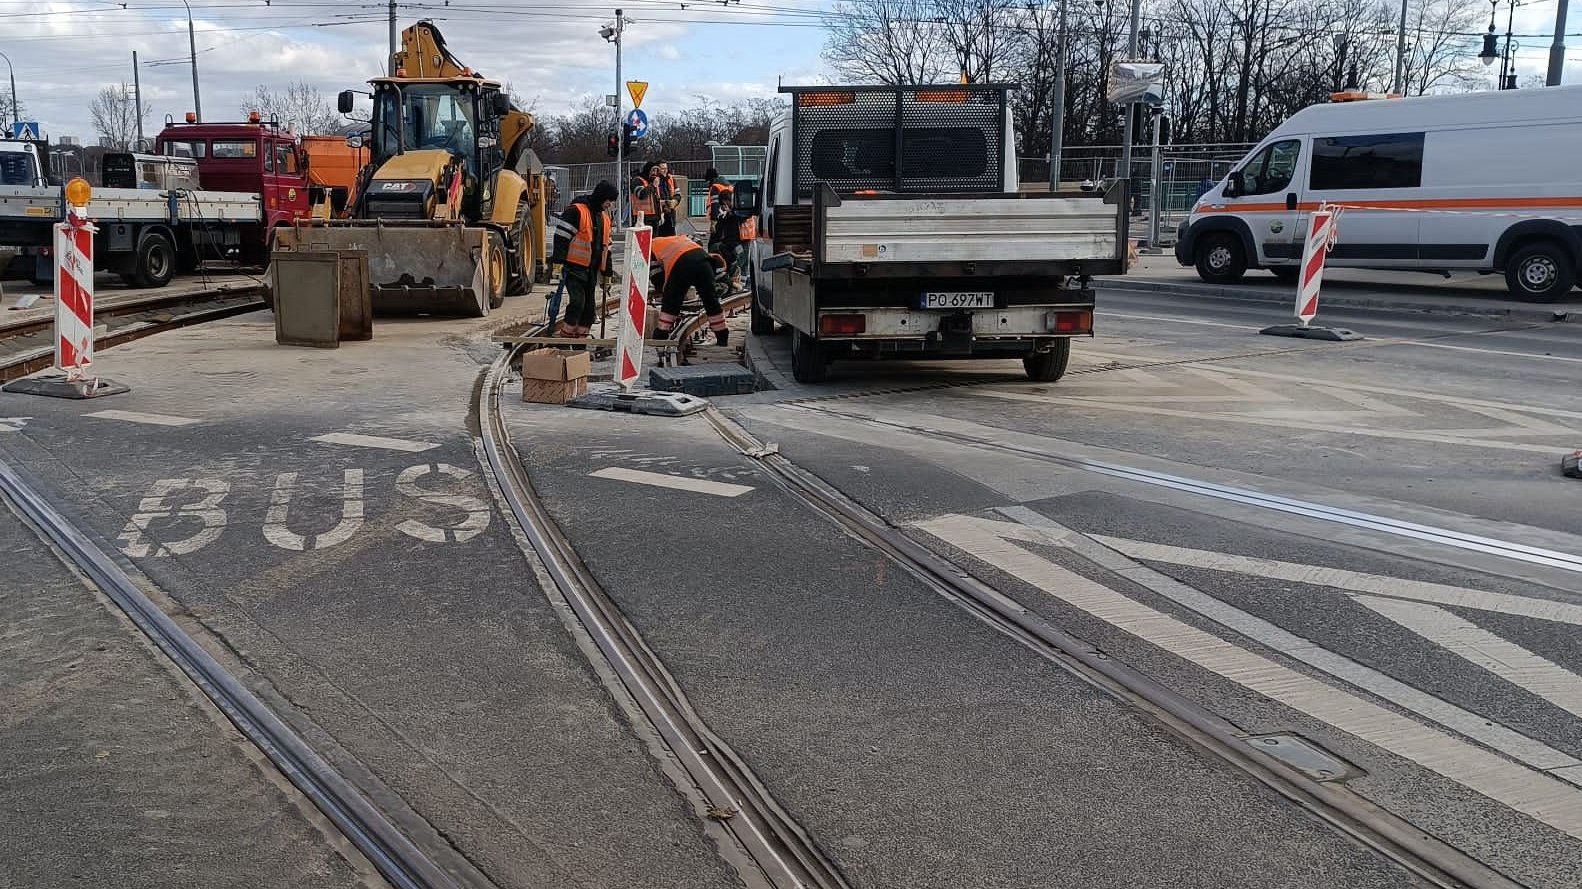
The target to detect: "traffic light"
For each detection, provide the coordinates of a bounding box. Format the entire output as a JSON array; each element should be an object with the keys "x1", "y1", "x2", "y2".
[
  {"x1": 621, "y1": 121, "x2": 636, "y2": 154},
  {"x1": 606, "y1": 132, "x2": 619, "y2": 157}
]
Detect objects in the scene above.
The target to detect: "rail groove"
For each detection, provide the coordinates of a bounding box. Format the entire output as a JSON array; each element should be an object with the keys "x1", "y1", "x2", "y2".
[
  {"x1": 0, "y1": 458, "x2": 461, "y2": 889},
  {"x1": 700, "y1": 406, "x2": 1527, "y2": 889}
]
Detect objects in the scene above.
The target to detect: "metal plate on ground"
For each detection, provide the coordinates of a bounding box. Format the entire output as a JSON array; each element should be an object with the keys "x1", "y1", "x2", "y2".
[
  {"x1": 1259, "y1": 324, "x2": 1364, "y2": 341},
  {"x1": 2, "y1": 375, "x2": 130, "y2": 399},
  {"x1": 1246, "y1": 734, "x2": 1359, "y2": 782},
  {"x1": 568, "y1": 385, "x2": 709, "y2": 417}
]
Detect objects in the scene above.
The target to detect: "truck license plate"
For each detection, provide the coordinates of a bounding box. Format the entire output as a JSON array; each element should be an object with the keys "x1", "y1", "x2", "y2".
[{"x1": 921, "y1": 292, "x2": 994, "y2": 309}]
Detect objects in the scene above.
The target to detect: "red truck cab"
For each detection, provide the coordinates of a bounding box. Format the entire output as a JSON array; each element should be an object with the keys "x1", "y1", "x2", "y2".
[{"x1": 154, "y1": 113, "x2": 314, "y2": 256}]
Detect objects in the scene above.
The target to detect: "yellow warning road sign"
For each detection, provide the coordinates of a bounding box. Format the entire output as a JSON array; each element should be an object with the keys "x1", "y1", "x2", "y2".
[{"x1": 626, "y1": 81, "x2": 648, "y2": 109}]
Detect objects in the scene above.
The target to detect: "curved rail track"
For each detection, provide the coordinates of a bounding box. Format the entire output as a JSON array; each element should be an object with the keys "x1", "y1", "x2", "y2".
[{"x1": 0, "y1": 287, "x2": 266, "y2": 381}]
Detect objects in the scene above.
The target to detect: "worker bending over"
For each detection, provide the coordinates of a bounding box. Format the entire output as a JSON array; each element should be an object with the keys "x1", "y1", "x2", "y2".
[
  {"x1": 649, "y1": 235, "x2": 729, "y2": 345},
  {"x1": 548, "y1": 180, "x2": 618, "y2": 338}
]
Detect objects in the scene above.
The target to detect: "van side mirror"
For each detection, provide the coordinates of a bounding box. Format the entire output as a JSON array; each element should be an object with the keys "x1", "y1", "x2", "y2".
[
  {"x1": 731, "y1": 180, "x2": 760, "y2": 214},
  {"x1": 337, "y1": 90, "x2": 356, "y2": 114},
  {"x1": 1223, "y1": 172, "x2": 1243, "y2": 198}
]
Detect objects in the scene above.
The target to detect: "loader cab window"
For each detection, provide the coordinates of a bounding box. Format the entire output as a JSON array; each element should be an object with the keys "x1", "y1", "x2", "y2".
[
  {"x1": 374, "y1": 83, "x2": 478, "y2": 174},
  {"x1": 1232, "y1": 139, "x2": 1300, "y2": 196}
]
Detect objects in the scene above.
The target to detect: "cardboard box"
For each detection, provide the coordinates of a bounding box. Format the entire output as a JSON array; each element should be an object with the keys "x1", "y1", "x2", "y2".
[
  {"x1": 523, "y1": 375, "x2": 589, "y2": 405},
  {"x1": 521, "y1": 348, "x2": 591, "y2": 382}
]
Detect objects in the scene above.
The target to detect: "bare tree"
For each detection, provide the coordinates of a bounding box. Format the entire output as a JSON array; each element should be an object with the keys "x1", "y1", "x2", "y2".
[
  {"x1": 241, "y1": 81, "x2": 342, "y2": 134},
  {"x1": 1400, "y1": 0, "x2": 1486, "y2": 94},
  {"x1": 89, "y1": 83, "x2": 150, "y2": 151},
  {"x1": 0, "y1": 87, "x2": 24, "y2": 125},
  {"x1": 822, "y1": 0, "x2": 951, "y2": 83}
]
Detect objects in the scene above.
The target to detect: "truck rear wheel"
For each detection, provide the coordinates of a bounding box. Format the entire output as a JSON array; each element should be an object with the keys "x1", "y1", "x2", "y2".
[
  {"x1": 790, "y1": 329, "x2": 828, "y2": 383},
  {"x1": 1023, "y1": 339, "x2": 1071, "y2": 382},
  {"x1": 132, "y1": 232, "x2": 176, "y2": 289}
]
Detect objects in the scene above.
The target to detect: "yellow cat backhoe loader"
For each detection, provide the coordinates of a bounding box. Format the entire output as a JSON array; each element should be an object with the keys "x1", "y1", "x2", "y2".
[{"x1": 269, "y1": 21, "x2": 549, "y2": 317}]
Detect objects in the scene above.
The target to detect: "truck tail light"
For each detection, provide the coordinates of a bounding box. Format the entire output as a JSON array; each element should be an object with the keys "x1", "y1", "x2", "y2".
[
  {"x1": 1051, "y1": 310, "x2": 1092, "y2": 334},
  {"x1": 818, "y1": 314, "x2": 866, "y2": 335}
]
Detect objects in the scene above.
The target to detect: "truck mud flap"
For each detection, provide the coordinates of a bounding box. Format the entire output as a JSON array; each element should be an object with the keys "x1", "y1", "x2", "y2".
[{"x1": 271, "y1": 224, "x2": 492, "y2": 318}]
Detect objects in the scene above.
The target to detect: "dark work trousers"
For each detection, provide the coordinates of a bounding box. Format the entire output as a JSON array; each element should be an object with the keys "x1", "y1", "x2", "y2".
[
  {"x1": 657, "y1": 251, "x2": 724, "y2": 330},
  {"x1": 562, "y1": 266, "x2": 598, "y2": 329}
]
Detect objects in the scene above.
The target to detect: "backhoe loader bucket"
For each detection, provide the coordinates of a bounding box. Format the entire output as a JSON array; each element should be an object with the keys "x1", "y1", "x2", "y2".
[{"x1": 271, "y1": 221, "x2": 495, "y2": 318}]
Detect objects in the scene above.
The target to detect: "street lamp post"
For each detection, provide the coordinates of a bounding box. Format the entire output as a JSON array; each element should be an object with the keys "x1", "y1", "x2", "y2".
[
  {"x1": 181, "y1": 0, "x2": 202, "y2": 121},
  {"x1": 0, "y1": 49, "x2": 19, "y2": 130},
  {"x1": 1479, "y1": 0, "x2": 1523, "y2": 90},
  {"x1": 602, "y1": 10, "x2": 627, "y2": 227},
  {"x1": 1047, "y1": 0, "x2": 1069, "y2": 191}
]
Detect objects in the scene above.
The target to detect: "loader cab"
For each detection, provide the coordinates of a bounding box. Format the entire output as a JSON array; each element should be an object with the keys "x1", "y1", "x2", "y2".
[{"x1": 364, "y1": 78, "x2": 511, "y2": 220}]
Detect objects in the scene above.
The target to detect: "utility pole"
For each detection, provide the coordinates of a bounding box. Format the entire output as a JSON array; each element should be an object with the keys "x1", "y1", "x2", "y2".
[
  {"x1": 1548, "y1": 0, "x2": 1569, "y2": 84},
  {"x1": 1393, "y1": 0, "x2": 1408, "y2": 94},
  {"x1": 610, "y1": 9, "x2": 627, "y2": 228},
  {"x1": 132, "y1": 52, "x2": 144, "y2": 151},
  {"x1": 389, "y1": 0, "x2": 398, "y2": 75},
  {"x1": 1047, "y1": 0, "x2": 1069, "y2": 192},
  {"x1": 1117, "y1": 0, "x2": 1141, "y2": 218},
  {"x1": 1148, "y1": 111, "x2": 1164, "y2": 251},
  {"x1": 0, "y1": 49, "x2": 17, "y2": 130},
  {"x1": 182, "y1": 0, "x2": 201, "y2": 121}
]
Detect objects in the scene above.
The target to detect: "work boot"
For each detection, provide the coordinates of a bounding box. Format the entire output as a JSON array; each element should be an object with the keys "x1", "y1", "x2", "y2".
[
  {"x1": 653, "y1": 325, "x2": 673, "y2": 340},
  {"x1": 714, "y1": 329, "x2": 730, "y2": 346}
]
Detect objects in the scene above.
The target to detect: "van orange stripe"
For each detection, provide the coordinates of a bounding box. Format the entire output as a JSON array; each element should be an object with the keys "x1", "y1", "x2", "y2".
[{"x1": 1200, "y1": 196, "x2": 1582, "y2": 214}]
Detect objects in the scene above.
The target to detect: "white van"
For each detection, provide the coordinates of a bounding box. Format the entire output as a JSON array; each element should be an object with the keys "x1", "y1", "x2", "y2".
[{"x1": 1174, "y1": 87, "x2": 1582, "y2": 300}]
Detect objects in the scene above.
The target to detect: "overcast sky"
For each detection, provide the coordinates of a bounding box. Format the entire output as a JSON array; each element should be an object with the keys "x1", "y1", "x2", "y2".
[
  {"x1": 2, "y1": 1, "x2": 1576, "y2": 145},
  {"x1": 1, "y1": 0, "x2": 833, "y2": 143}
]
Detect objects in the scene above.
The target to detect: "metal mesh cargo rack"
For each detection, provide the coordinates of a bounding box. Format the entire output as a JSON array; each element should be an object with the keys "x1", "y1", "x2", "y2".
[{"x1": 781, "y1": 84, "x2": 1011, "y2": 196}]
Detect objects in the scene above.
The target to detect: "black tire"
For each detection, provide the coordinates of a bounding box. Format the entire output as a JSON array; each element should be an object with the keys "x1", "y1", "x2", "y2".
[
  {"x1": 1504, "y1": 241, "x2": 1575, "y2": 302},
  {"x1": 1023, "y1": 338, "x2": 1072, "y2": 382},
  {"x1": 506, "y1": 208, "x2": 536, "y2": 296},
  {"x1": 1194, "y1": 232, "x2": 1247, "y2": 284},
  {"x1": 132, "y1": 232, "x2": 176, "y2": 288},
  {"x1": 790, "y1": 329, "x2": 828, "y2": 383},
  {"x1": 486, "y1": 232, "x2": 507, "y2": 311},
  {"x1": 1269, "y1": 266, "x2": 1299, "y2": 283},
  {"x1": 749, "y1": 271, "x2": 775, "y2": 335}
]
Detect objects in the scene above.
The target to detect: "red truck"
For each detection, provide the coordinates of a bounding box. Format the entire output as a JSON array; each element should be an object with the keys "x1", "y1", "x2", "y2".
[{"x1": 1, "y1": 114, "x2": 316, "y2": 286}]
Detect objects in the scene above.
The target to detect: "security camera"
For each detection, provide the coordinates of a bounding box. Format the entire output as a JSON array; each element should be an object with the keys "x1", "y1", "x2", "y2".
[{"x1": 599, "y1": 24, "x2": 616, "y2": 40}]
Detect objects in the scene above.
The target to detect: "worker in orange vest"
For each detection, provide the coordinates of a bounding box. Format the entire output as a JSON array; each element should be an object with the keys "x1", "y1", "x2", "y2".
[
  {"x1": 703, "y1": 167, "x2": 733, "y2": 218},
  {"x1": 630, "y1": 161, "x2": 658, "y2": 225},
  {"x1": 652, "y1": 160, "x2": 679, "y2": 237},
  {"x1": 648, "y1": 235, "x2": 729, "y2": 344},
  {"x1": 548, "y1": 180, "x2": 617, "y2": 338}
]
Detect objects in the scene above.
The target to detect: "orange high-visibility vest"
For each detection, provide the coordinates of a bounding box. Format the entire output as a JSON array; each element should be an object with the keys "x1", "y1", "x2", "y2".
[
  {"x1": 566, "y1": 202, "x2": 610, "y2": 268},
  {"x1": 651, "y1": 235, "x2": 704, "y2": 280},
  {"x1": 658, "y1": 173, "x2": 678, "y2": 209},
  {"x1": 739, "y1": 216, "x2": 758, "y2": 241},
  {"x1": 706, "y1": 181, "x2": 733, "y2": 216},
  {"x1": 632, "y1": 176, "x2": 657, "y2": 215}
]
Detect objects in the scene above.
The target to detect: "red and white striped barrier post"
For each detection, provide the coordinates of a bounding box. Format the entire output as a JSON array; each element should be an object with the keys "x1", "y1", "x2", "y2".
[
  {"x1": 2, "y1": 178, "x2": 130, "y2": 399},
  {"x1": 614, "y1": 224, "x2": 653, "y2": 390},
  {"x1": 1294, "y1": 204, "x2": 1340, "y2": 327},
  {"x1": 56, "y1": 179, "x2": 97, "y2": 382},
  {"x1": 1260, "y1": 202, "x2": 1362, "y2": 342}
]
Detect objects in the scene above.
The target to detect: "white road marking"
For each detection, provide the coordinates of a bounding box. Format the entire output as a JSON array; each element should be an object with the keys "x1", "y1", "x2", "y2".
[
  {"x1": 976, "y1": 388, "x2": 1569, "y2": 455},
  {"x1": 1095, "y1": 311, "x2": 1257, "y2": 330},
  {"x1": 0, "y1": 417, "x2": 30, "y2": 432},
  {"x1": 263, "y1": 469, "x2": 364, "y2": 551},
  {"x1": 116, "y1": 478, "x2": 229, "y2": 558},
  {"x1": 1356, "y1": 596, "x2": 1582, "y2": 720},
  {"x1": 993, "y1": 507, "x2": 1582, "y2": 781},
  {"x1": 590, "y1": 466, "x2": 755, "y2": 498},
  {"x1": 1095, "y1": 536, "x2": 1582, "y2": 628},
  {"x1": 395, "y1": 463, "x2": 491, "y2": 543},
  {"x1": 87, "y1": 409, "x2": 199, "y2": 427},
  {"x1": 1394, "y1": 340, "x2": 1582, "y2": 364},
  {"x1": 916, "y1": 513, "x2": 1582, "y2": 839},
  {"x1": 310, "y1": 432, "x2": 438, "y2": 453}
]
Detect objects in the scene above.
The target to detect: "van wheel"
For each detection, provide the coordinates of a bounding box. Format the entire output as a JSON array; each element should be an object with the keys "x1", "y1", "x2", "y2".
[
  {"x1": 132, "y1": 232, "x2": 176, "y2": 288},
  {"x1": 1194, "y1": 233, "x2": 1246, "y2": 284},
  {"x1": 790, "y1": 330, "x2": 828, "y2": 383},
  {"x1": 1505, "y1": 242, "x2": 1575, "y2": 301},
  {"x1": 1024, "y1": 339, "x2": 1072, "y2": 382}
]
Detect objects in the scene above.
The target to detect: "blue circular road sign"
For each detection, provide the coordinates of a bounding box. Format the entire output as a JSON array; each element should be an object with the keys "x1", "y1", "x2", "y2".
[{"x1": 626, "y1": 109, "x2": 649, "y2": 139}]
